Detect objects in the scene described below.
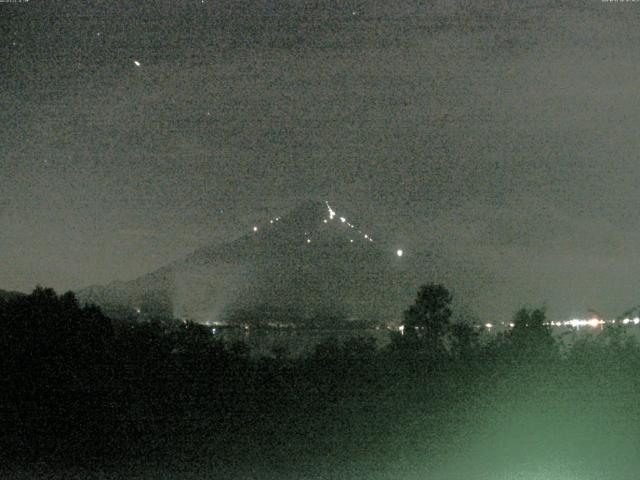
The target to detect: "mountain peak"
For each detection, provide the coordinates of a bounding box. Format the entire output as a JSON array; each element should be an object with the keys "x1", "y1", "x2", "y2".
[{"x1": 245, "y1": 199, "x2": 375, "y2": 247}]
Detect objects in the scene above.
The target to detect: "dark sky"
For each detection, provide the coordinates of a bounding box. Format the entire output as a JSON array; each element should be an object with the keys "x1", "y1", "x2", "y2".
[{"x1": 3, "y1": 0, "x2": 640, "y2": 321}]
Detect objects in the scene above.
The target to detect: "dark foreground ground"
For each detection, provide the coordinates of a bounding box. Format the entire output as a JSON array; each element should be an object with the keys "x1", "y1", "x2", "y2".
[{"x1": 3, "y1": 289, "x2": 640, "y2": 479}]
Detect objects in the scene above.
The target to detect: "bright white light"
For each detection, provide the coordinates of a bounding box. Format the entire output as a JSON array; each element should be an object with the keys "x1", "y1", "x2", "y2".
[
  {"x1": 587, "y1": 318, "x2": 600, "y2": 328},
  {"x1": 623, "y1": 318, "x2": 630, "y2": 325},
  {"x1": 135, "y1": 307, "x2": 141, "y2": 314},
  {"x1": 485, "y1": 323, "x2": 493, "y2": 329},
  {"x1": 326, "y1": 201, "x2": 336, "y2": 219},
  {"x1": 364, "y1": 234, "x2": 368, "y2": 239},
  {"x1": 323, "y1": 219, "x2": 328, "y2": 223},
  {"x1": 270, "y1": 220, "x2": 274, "y2": 224},
  {"x1": 340, "y1": 217, "x2": 346, "y2": 223},
  {"x1": 396, "y1": 249, "x2": 403, "y2": 257},
  {"x1": 133, "y1": 60, "x2": 141, "y2": 67},
  {"x1": 350, "y1": 239, "x2": 354, "y2": 243},
  {"x1": 398, "y1": 325, "x2": 405, "y2": 334},
  {"x1": 563, "y1": 318, "x2": 604, "y2": 328},
  {"x1": 253, "y1": 226, "x2": 258, "y2": 232},
  {"x1": 306, "y1": 238, "x2": 311, "y2": 244}
]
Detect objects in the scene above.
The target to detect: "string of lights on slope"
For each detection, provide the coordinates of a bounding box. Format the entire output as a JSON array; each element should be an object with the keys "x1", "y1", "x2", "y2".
[{"x1": 250, "y1": 201, "x2": 404, "y2": 257}]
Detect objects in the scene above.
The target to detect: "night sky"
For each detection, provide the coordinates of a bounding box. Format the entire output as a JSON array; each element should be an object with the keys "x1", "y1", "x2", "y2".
[{"x1": 3, "y1": 0, "x2": 640, "y2": 321}]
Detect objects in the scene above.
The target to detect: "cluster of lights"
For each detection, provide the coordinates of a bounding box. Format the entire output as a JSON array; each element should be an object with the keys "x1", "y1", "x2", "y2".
[
  {"x1": 327, "y1": 203, "x2": 336, "y2": 220},
  {"x1": 551, "y1": 317, "x2": 640, "y2": 329},
  {"x1": 622, "y1": 317, "x2": 640, "y2": 325},
  {"x1": 324, "y1": 201, "x2": 376, "y2": 244},
  {"x1": 561, "y1": 319, "x2": 604, "y2": 328},
  {"x1": 248, "y1": 201, "x2": 405, "y2": 256},
  {"x1": 478, "y1": 317, "x2": 640, "y2": 331}
]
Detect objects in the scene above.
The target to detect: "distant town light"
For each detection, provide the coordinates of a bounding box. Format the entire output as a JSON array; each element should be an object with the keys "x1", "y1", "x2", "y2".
[
  {"x1": 253, "y1": 226, "x2": 258, "y2": 232},
  {"x1": 587, "y1": 318, "x2": 600, "y2": 328},
  {"x1": 396, "y1": 249, "x2": 403, "y2": 257},
  {"x1": 306, "y1": 238, "x2": 311, "y2": 244}
]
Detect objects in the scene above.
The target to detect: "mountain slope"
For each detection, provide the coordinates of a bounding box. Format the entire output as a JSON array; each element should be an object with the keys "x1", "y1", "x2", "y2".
[
  {"x1": 0, "y1": 289, "x2": 26, "y2": 302},
  {"x1": 77, "y1": 200, "x2": 411, "y2": 325}
]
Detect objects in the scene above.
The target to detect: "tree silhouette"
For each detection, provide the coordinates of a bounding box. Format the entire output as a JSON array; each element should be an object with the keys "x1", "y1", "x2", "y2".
[
  {"x1": 392, "y1": 284, "x2": 453, "y2": 364},
  {"x1": 404, "y1": 284, "x2": 452, "y2": 339},
  {"x1": 507, "y1": 306, "x2": 556, "y2": 363}
]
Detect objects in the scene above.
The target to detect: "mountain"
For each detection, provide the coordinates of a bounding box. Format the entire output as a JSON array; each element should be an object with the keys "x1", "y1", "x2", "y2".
[
  {"x1": 0, "y1": 289, "x2": 25, "y2": 302},
  {"x1": 77, "y1": 200, "x2": 412, "y2": 326}
]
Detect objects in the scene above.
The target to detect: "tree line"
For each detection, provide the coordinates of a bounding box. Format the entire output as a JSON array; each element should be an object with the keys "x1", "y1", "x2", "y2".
[{"x1": 2, "y1": 284, "x2": 640, "y2": 474}]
